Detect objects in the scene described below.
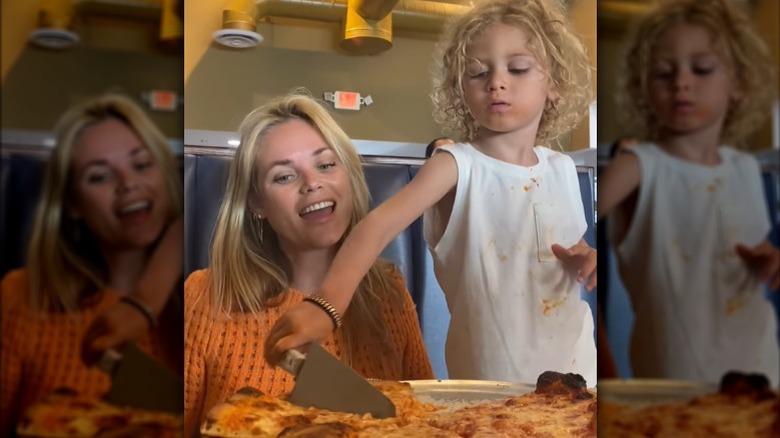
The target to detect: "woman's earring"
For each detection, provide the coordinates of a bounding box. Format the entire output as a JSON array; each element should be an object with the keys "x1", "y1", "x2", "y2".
[
  {"x1": 73, "y1": 220, "x2": 82, "y2": 244},
  {"x1": 253, "y1": 212, "x2": 264, "y2": 244}
]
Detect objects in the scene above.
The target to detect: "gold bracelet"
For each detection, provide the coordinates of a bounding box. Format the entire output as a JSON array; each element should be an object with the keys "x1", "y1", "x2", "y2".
[{"x1": 303, "y1": 295, "x2": 343, "y2": 330}]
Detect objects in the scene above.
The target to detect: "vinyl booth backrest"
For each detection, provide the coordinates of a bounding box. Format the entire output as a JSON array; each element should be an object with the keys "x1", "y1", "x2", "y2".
[{"x1": 1, "y1": 151, "x2": 47, "y2": 277}]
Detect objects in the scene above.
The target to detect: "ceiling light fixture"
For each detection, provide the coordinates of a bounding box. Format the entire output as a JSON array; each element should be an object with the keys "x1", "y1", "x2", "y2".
[{"x1": 213, "y1": 0, "x2": 263, "y2": 49}]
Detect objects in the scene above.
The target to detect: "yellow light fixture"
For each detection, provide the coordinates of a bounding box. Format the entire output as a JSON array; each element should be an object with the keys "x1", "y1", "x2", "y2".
[
  {"x1": 29, "y1": 0, "x2": 79, "y2": 50},
  {"x1": 160, "y1": 0, "x2": 183, "y2": 42},
  {"x1": 214, "y1": 0, "x2": 263, "y2": 49},
  {"x1": 339, "y1": 1, "x2": 392, "y2": 55}
]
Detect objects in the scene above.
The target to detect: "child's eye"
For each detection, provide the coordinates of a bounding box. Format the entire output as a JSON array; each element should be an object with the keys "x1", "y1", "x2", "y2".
[
  {"x1": 693, "y1": 66, "x2": 714, "y2": 75},
  {"x1": 509, "y1": 68, "x2": 530, "y2": 75},
  {"x1": 465, "y1": 61, "x2": 487, "y2": 78}
]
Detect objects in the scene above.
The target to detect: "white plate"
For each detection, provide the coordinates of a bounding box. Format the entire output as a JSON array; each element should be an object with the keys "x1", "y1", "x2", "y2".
[
  {"x1": 404, "y1": 379, "x2": 536, "y2": 403},
  {"x1": 598, "y1": 378, "x2": 717, "y2": 405}
]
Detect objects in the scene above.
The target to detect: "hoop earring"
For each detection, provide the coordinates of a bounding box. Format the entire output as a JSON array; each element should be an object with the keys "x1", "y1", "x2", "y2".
[
  {"x1": 253, "y1": 212, "x2": 264, "y2": 244},
  {"x1": 73, "y1": 220, "x2": 82, "y2": 244}
]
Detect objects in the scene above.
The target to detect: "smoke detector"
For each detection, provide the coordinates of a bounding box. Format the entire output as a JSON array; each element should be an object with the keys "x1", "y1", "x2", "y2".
[
  {"x1": 29, "y1": 28, "x2": 79, "y2": 49},
  {"x1": 213, "y1": 29, "x2": 263, "y2": 48}
]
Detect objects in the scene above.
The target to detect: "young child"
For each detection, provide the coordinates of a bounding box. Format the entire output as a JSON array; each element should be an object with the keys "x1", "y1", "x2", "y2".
[
  {"x1": 265, "y1": 0, "x2": 597, "y2": 385},
  {"x1": 598, "y1": 0, "x2": 779, "y2": 385}
]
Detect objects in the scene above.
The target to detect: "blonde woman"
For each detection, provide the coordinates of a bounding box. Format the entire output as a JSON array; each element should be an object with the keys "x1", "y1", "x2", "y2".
[
  {"x1": 1, "y1": 94, "x2": 184, "y2": 434},
  {"x1": 183, "y1": 91, "x2": 433, "y2": 437}
]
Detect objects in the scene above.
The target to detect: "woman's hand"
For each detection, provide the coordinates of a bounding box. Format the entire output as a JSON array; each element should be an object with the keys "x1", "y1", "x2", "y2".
[
  {"x1": 264, "y1": 301, "x2": 334, "y2": 366},
  {"x1": 735, "y1": 241, "x2": 780, "y2": 291},
  {"x1": 552, "y1": 239, "x2": 597, "y2": 291},
  {"x1": 81, "y1": 300, "x2": 149, "y2": 366}
]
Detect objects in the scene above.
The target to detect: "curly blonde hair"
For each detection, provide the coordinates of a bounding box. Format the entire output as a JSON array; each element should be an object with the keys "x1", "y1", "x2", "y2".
[
  {"x1": 619, "y1": 0, "x2": 774, "y2": 145},
  {"x1": 430, "y1": 0, "x2": 592, "y2": 145}
]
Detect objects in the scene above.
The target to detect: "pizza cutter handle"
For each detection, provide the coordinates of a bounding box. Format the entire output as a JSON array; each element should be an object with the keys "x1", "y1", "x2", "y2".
[
  {"x1": 96, "y1": 348, "x2": 123, "y2": 375},
  {"x1": 278, "y1": 349, "x2": 306, "y2": 376}
]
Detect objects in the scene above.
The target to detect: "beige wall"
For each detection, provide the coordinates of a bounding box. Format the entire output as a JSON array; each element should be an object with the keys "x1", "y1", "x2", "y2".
[
  {"x1": 570, "y1": 0, "x2": 597, "y2": 151},
  {"x1": 2, "y1": 48, "x2": 183, "y2": 138},
  {"x1": 751, "y1": 0, "x2": 779, "y2": 150},
  {"x1": 185, "y1": 20, "x2": 443, "y2": 143},
  {"x1": 1, "y1": 0, "x2": 43, "y2": 82},
  {"x1": 1, "y1": 2, "x2": 183, "y2": 139},
  {"x1": 185, "y1": 0, "x2": 597, "y2": 148}
]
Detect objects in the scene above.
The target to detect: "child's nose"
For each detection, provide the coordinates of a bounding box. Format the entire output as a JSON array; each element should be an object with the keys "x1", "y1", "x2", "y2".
[
  {"x1": 487, "y1": 71, "x2": 507, "y2": 91},
  {"x1": 673, "y1": 71, "x2": 692, "y2": 90}
]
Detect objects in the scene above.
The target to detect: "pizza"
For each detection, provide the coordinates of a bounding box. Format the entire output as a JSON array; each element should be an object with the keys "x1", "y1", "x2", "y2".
[
  {"x1": 200, "y1": 371, "x2": 596, "y2": 437},
  {"x1": 599, "y1": 372, "x2": 779, "y2": 437},
  {"x1": 16, "y1": 388, "x2": 183, "y2": 437}
]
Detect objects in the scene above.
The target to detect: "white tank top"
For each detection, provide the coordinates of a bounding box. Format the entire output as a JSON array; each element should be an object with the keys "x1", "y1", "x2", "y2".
[
  {"x1": 613, "y1": 144, "x2": 778, "y2": 386},
  {"x1": 424, "y1": 143, "x2": 596, "y2": 385}
]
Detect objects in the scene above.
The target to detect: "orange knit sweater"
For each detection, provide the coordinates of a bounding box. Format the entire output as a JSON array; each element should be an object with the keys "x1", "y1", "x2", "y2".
[
  {"x1": 0, "y1": 269, "x2": 172, "y2": 436},
  {"x1": 184, "y1": 268, "x2": 434, "y2": 437}
]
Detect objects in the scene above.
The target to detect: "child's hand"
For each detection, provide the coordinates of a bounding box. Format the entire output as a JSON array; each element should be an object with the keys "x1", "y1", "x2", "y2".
[
  {"x1": 735, "y1": 241, "x2": 780, "y2": 290},
  {"x1": 264, "y1": 301, "x2": 335, "y2": 366},
  {"x1": 551, "y1": 240, "x2": 596, "y2": 291},
  {"x1": 81, "y1": 301, "x2": 149, "y2": 366}
]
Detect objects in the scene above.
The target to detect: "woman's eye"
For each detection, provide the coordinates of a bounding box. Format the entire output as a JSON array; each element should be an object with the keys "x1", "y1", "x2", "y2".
[
  {"x1": 134, "y1": 161, "x2": 153, "y2": 171},
  {"x1": 273, "y1": 174, "x2": 294, "y2": 184},
  {"x1": 318, "y1": 162, "x2": 336, "y2": 171},
  {"x1": 693, "y1": 66, "x2": 714, "y2": 75},
  {"x1": 86, "y1": 173, "x2": 111, "y2": 184}
]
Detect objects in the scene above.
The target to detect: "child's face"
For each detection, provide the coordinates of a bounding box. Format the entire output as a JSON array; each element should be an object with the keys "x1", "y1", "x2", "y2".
[
  {"x1": 69, "y1": 119, "x2": 170, "y2": 251},
  {"x1": 462, "y1": 23, "x2": 554, "y2": 139},
  {"x1": 647, "y1": 23, "x2": 739, "y2": 139}
]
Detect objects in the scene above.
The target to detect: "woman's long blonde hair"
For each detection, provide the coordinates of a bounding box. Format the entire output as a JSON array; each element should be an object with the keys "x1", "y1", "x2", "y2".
[
  {"x1": 431, "y1": 0, "x2": 593, "y2": 145},
  {"x1": 209, "y1": 90, "x2": 401, "y2": 356},
  {"x1": 26, "y1": 94, "x2": 183, "y2": 312},
  {"x1": 619, "y1": 0, "x2": 774, "y2": 145}
]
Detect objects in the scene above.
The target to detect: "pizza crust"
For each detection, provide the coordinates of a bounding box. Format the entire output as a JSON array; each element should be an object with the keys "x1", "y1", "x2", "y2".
[
  {"x1": 200, "y1": 371, "x2": 596, "y2": 438},
  {"x1": 599, "y1": 372, "x2": 779, "y2": 437},
  {"x1": 16, "y1": 388, "x2": 182, "y2": 438}
]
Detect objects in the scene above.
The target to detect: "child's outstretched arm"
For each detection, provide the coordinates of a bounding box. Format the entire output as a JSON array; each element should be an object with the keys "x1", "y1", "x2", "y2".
[
  {"x1": 552, "y1": 239, "x2": 597, "y2": 291},
  {"x1": 264, "y1": 152, "x2": 458, "y2": 365},
  {"x1": 81, "y1": 217, "x2": 183, "y2": 365},
  {"x1": 596, "y1": 150, "x2": 641, "y2": 221},
  {"x1": 735, "y1": 240, "x2": 780, "y2": 291}
]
